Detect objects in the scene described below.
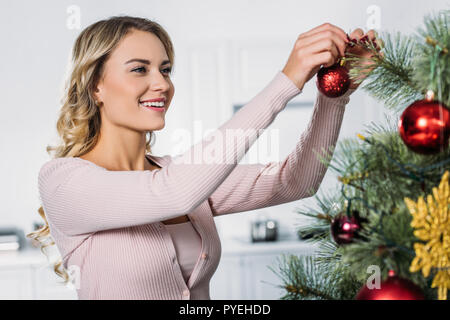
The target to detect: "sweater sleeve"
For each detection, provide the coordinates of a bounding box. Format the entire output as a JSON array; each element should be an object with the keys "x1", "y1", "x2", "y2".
[
  {"x1": 38, "y1": 71, "x2": 302, "y2": 236},
  {"x1": 208, "y1": 84, "x2": 355, "y2": 217}
]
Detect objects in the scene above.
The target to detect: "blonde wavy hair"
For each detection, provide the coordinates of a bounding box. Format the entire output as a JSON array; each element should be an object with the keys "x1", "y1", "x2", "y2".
[{"x1": 26, "y1": 15, "x2": 175, "y2": 284}]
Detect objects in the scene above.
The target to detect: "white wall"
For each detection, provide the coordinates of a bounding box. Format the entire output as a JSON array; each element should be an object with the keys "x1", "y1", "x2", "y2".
[{"x1": 0, "y1": 0, "x2": 448, "y2": 241}]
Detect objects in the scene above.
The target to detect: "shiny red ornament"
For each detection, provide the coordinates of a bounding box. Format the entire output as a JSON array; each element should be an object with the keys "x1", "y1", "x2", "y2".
[
  {"x1": 317, "y1": 63, "x2": 350, "y2": 98},
  {"x1": 330, "y1": 211, "x2": 366, "y2": 245},
  {"x1": 356, "y1": 275, "x2": 425, "y2": 300},
  {"x1": 398, "y1": 99, "x2": 450, "y2": 155}
]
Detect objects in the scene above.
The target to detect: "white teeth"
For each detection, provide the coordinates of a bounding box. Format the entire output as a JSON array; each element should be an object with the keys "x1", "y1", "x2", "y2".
[{"x1": 140, "y1": 101, "x2": 165, "y2": 107}]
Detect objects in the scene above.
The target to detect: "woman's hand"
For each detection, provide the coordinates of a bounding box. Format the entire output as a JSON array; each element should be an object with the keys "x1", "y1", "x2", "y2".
[
  {"x1": 282, "y1": 23, "x2": 383, "y2": 92},
  {"x1": 345, "y1": 29, "x2": 382, "y2": 90},
  {"x1": 282, "y1": 23, "x2": 349, "y2": 91}
]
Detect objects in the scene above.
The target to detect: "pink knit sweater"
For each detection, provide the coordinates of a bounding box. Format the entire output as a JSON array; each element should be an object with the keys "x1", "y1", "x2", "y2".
[
  {"x1": 165, "y1": 221, "x2": 202, "y2": 283},
  {"x1": 38, "y1": 71, "x2": 354, "y2": 300}
]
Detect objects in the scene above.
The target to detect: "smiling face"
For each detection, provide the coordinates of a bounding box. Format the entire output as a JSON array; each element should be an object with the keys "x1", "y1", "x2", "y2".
[{"x1": 94, "y1": 28, "x2": 175, "y2": 132}]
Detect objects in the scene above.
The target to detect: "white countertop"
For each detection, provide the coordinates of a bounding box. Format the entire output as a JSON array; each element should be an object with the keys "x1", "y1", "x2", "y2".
[
  {"x1": 221, "y1": 237, "x2": 319, "y2": 256},
  {"x1": 0, "y1": 248, "x2": 48, "y2": 268},
  {"x1": 0, "y1": 237, "x2": 318, "y2": 268}
]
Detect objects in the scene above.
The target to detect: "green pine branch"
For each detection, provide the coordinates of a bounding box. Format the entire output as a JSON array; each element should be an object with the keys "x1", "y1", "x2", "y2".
[
  {"x1": 273, "y1": 10, "x2": 449, "y2": 300},
  {"x1": 346, "y1": 9, "x2": 449, "y2": 111},
  {"x1": 274, "y1": 119, "x2": 449, "y2": 300},
  {"x1": 346, "y1": 31, "x2": 422, "y2": 111},
  {"x1": 413, "y1": 10, "x2": 450, "y2": 106},
  {"x1": 269, "y1": 253, "x2": 362, "y2": 300}
]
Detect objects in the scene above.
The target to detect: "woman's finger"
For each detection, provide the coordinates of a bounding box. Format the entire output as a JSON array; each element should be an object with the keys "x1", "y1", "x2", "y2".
[
  {"x1": 304, "y1": 38, "x2": 341, "y2": 66},
  {"x1": 349, "y1": 28, "x2": 364, "y2": 40},
  {"x1": 366, "y1": 29, "x2": 381, "y2": 49},
  {"x1": 310, "y1": 50, "x2": 338, "y2": 68},
  {"x1": 366, "y1": 29, "x2": 376, "y2": 40},
  {"x1": 298, "y1": 29, "x2": 347, "y2": 57},
  {"x1": 299, "y1": 22, "x2": 348, "y2": 43}
]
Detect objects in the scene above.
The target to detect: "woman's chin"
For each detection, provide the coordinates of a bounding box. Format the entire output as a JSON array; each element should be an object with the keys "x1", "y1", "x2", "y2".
[{"x1": 147, "y1": 121, "x2": 165, "y2": 131}]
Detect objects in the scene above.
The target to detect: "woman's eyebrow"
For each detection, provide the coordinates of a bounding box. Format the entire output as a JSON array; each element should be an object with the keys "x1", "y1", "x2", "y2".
[{"x1": 124, "y1": 58, "x2": 171, "y2": 65}]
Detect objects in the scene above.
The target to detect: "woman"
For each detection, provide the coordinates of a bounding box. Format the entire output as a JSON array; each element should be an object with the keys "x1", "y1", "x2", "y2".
[{"x1": 29, "y1": 15, "x2": 379, "y2": 299}]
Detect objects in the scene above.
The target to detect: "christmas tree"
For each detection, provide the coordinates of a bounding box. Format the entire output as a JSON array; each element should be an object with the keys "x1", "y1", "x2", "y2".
[{"x1": 271, "y1": 10, "x2": 449, "y2": 300}]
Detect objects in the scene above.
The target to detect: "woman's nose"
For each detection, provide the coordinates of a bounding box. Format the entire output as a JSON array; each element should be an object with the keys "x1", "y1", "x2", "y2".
[{"x1": 151, "y1": 72, "x2": 170, "y2": 92}]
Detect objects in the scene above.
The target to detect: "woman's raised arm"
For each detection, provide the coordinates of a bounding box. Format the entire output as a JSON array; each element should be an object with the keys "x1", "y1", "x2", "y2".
[
  {"x1": 39, "y1": 70, "x2": 301, "y2": 236},
  {"x1": 208, "y1": 86, "x2": 355, "y2": 216}
]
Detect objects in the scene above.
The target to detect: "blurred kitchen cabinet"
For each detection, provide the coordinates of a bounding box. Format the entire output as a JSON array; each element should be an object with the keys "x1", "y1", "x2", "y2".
[
  {"x1": 1, "y1": 240, "x2": 315, "y2": 300},
  {"x1": 32, "y1": 264, "x2": 78, "y2": 300},
  {"x1": 210, "y1": 239, "x2": 317, "y2": 299},
  {"x1": 0, "y1": 250, "x2": 77, "y2": 300},
  {"x1": 0, "y1": 266, "x2": 33, "y2": 299}
]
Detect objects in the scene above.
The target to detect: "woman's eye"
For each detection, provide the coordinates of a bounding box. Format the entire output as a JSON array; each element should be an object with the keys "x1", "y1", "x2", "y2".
[
  {"x1": 132, "y1": 66, "x2": 147, "y2": 73},
  {"x1": 132, "y1": 67, "x2": 172, "y2": 75},
  {"x1": 162, "y1": 67, "x2": 172, "y2": 75}
]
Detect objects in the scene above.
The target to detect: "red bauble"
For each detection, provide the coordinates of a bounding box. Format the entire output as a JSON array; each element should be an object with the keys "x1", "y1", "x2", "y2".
[
  {"x1": 398, "y1": 99, "x2": 450, "y2": 155},
  {"x1": 356, "y1": 275, "x2": 425, "y2": 300},
  {"x1": 330, "y1": 211, "x2": 366, "y2": 245},
  {"x1": 317, "y1": 63, "x2": 351, "y2": 98}
]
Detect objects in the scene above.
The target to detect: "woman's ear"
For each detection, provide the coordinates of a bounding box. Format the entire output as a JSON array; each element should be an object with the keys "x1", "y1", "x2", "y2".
[
  {"x1": 92, "y1": 67, "x2": 105, "y2": 105},
  {"x1": 92, "y1": 81, "x2": 103, "y2": 106}
]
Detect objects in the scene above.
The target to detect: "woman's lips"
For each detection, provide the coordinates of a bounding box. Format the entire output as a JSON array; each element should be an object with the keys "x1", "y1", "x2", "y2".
[
  {"x1": 139, "y1": 103, "x2": 165, "y2": 112},
  {"x1": 145, "y1": 106, "x2": 165, "y2": 112}
]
